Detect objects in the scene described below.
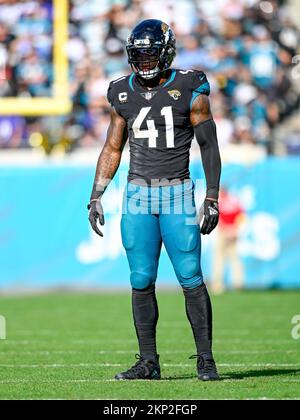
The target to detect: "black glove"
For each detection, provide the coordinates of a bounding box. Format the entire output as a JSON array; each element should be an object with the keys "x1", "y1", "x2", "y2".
[
  {"x1": 87, "y1": 199, "x2": 105, "y2": 237},
  {"x1": 199, "y1": 198, "x2": 219, "y2": 235}
]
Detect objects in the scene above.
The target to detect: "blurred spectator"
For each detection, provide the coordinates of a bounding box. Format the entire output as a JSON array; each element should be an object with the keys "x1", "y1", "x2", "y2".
[
  {"x1": 0, "y1": 115, "x2": 26, "y2": 147},
  {"x1": 211, "y1": 187, "x2": 245, "y2": 294},
  {"x1": 0, "y1": 0, "x2": 299, "y2": 153}
]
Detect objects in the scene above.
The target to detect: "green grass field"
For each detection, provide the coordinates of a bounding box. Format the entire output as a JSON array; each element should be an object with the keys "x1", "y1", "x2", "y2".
[{"x1": 0, "y1": 290, "x2": 300, "y2": 400}]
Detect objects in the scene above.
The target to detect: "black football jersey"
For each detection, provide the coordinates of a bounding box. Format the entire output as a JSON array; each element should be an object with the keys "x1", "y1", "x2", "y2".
[{"x1": 107, "y1": 69, "x2": 210, "y2": 183}]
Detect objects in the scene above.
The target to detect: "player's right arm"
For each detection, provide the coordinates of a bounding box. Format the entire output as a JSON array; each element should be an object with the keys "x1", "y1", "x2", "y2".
[{"x1": 88, "y1": 107, "x2": 127, "y2": 237}]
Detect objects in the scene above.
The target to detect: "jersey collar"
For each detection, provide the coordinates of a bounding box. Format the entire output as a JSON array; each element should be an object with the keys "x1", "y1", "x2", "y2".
[{"x1": 129, "y1": 69, "x2": 177, "y2": 92}]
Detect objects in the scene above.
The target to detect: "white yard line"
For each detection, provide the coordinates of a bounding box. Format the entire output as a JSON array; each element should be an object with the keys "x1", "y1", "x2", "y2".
[
  {"x1": 281, "y1": 379, "x2": 300, "y2": 383},
  {"x1": 12, "y1": 328, "x2": 290, "y2": 334},
  {"x1": 1, "y1": 349, "x2": 298, "y2": 356},
  {"x1": 2, "y1": 339, "x2": 296, "y2": 345},
  {"x1": 0, "y1": 378, "x2": 299, "y2": 386},
  {"x1": 3, "y1": 349, "x2": 299, "y2": 356},
  {"x1": 0, "y1": 363, "x2": 299, "y2": 369},
  {"x1": 0, "y1": 379, "x2": 117, "y2": 384},
  {"x1": 164, "y1": 363, "x2": 300, "y2": 368}
]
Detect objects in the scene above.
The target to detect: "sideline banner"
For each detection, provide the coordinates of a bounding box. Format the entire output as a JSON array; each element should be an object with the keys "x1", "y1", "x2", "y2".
[{"x1": 0, "y1": 158, "x2": 299, "y2": 289}]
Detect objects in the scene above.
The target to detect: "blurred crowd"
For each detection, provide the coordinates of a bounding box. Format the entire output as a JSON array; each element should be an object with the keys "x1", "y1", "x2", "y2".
[{"x1": 0, "y1": 0, "x2": 299, "y2": 154}]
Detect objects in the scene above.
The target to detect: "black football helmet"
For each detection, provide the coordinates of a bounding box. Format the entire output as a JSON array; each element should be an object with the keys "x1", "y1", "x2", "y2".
[{"x1": 126, "y1": 19, "x2": 176, "y2": 80}]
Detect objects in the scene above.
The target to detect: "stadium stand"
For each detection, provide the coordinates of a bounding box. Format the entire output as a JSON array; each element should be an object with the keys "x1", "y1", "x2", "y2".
[{"x1": 0, "y1": 0, "x2": 299, "y2": 154}]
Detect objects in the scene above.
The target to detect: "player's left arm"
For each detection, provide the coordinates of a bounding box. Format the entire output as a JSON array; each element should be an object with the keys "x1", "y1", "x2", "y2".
[{"x1": 190, "y1": 94, "x2": 222, "y2": 235}]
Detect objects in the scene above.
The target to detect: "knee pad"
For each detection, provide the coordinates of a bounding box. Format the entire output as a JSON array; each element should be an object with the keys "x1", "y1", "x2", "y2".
[
  {"x1": 130, "y1": 271, "x2": 156, "y2": 290},
  {"x1": 176, "y1": 255, "x2": 203, "y2": 289},
  {"x1": 177, "y1": 256, "x2": 200, "y2": 280}
]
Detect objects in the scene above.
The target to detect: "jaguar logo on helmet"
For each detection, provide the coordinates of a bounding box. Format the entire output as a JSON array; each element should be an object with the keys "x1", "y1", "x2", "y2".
[
  {"x1": 161, "y1": 22, "x2": 169, "y2": 34},
  {"x1": 161, "y1": 22, "x2": 170, "y2": 43}
]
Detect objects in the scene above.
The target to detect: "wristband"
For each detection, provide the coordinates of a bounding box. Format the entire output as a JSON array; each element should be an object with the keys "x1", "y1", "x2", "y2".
[{"x1": 87, "y1": 198, "x2": 99, "y2": 210}]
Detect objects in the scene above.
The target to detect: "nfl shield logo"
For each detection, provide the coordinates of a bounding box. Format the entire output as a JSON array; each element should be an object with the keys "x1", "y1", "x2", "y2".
[{"x1": 140, "y1": 91, "x2": 157, "y2": 101}]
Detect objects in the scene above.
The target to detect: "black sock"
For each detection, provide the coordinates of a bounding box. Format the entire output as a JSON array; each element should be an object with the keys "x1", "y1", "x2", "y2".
[
  {"x1": 183, "y1": 283, "x2": 213, "y2": 358},
  {"x1": 132, "y1": 284, "x2": 159, "y2": 362}
]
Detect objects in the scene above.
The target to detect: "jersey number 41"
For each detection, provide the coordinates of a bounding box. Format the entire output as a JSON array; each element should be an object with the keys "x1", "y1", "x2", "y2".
[{"x1": 132, "y1": 106, "x2": 174, "y2": 148}]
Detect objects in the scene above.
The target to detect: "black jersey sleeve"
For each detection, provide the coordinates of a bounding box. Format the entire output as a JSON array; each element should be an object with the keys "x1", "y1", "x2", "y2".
[
  {"x1": 107, "y1": 80, "x2": 125, "y2": 117},
  {"x1": 190, "y1": 70, "x2": 210, "y2": 109}
]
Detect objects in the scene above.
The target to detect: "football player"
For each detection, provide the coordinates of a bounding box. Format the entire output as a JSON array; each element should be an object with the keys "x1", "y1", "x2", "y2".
[{"x1": 88, "y1": 19, "x2": 221, "y2": 381}]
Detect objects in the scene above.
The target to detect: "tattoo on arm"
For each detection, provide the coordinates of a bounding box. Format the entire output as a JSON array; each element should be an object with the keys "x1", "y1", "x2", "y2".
[
  {"x1": 190, "y1": 94, "x2": 213, "y2": 126},
  {"x1": 90, "y1": 108, "x2": 127, "y2": 200}
]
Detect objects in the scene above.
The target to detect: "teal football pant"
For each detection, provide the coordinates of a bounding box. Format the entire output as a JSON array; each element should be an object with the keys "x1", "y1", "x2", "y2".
[{"x1": 121, "y1": 180, "x2": 203, "y2": 290}]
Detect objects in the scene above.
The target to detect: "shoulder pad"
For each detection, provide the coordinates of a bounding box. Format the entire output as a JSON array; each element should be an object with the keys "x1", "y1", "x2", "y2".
[
  {"x1": 176, "y1": 69, "x2": 210, "y2": 96},
  {"x1": 191, "y1": 70, "x2": 210, "y2": 96},
  {"x1": 107, "y1": 75, "x2": 130, "y2": 109}
]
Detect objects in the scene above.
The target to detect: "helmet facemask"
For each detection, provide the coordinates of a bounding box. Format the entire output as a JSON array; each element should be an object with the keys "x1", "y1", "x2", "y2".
[{"x1": 126, "y1": 46, "x2": 165, "y2": 80}]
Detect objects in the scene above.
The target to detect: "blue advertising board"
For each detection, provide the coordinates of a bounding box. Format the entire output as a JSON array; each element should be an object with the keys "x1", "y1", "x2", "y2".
[{"x1": 0, "y1": 157, "x2": 299, "y2": 290}]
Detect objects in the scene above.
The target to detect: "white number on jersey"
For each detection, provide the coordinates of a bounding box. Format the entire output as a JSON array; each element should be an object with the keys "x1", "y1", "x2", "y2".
[{"x1": 132, "y1": 106, "x2": 174, "y2": 148}]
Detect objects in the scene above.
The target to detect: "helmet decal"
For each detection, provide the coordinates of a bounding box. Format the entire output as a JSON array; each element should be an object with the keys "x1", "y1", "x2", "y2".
[
  {"x1": 161, "y1": 22, "x2": 170, "y2": 43},
  {"x1": 134, "y1": 38, "x2": 151, "y2": 46}
]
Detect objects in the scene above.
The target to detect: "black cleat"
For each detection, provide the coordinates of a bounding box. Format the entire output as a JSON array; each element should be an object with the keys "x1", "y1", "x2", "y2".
[
  {"x1": 189, "y1": 354, "x2": 220, "y2": 381},
  {"x1": 115, "y1": 354, "x2": 161, "y2": 380}
]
